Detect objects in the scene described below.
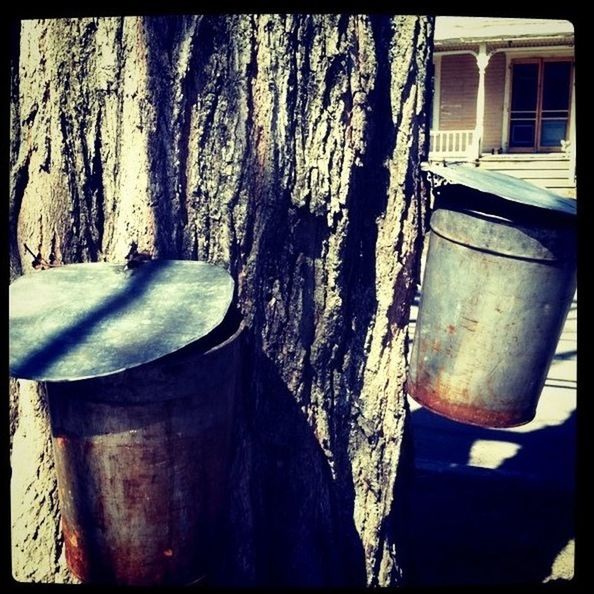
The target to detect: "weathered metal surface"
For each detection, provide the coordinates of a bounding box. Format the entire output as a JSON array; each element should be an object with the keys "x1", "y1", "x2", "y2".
[
  {"x1": 9, "y1": 260, "x2": 234, "y2": 382},
  {"x1": 430, "y1": 207, "x2": 576, "y2": 261},
  {"x1": 422, "y1": 162, "x2": 577, "y2": 215},
  {"x1": 47, "y1": 319, "x2": 242, "y2": 585},
  {"x1": 407, "y1": 202, "x2": 576, "y2": 428}
]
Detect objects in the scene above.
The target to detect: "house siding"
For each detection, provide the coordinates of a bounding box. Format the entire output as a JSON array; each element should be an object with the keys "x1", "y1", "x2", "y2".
[
  {"x1": 478, "y1": 154, "x2": 575, "y2": 197},
  {"x1": 438, "y1": 53, "x2": 506, "y2": 152},
  {"x1": 439, "y1": 54, "x2": 477, "y2": 131}
]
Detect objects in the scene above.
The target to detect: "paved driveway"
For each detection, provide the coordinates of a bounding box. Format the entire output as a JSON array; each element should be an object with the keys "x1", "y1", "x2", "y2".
[{"x1": 406, "y1": 290, "x2": 576, "y2": 585}]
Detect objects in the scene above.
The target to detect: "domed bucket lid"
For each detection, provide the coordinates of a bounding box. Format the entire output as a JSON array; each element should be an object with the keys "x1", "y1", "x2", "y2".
[
  {"x1": 423, "y1": 162, "x2": 577, "y2": 216},
  {"x1": 9, "y1": 260, "x2": 234, "y2": 382}
]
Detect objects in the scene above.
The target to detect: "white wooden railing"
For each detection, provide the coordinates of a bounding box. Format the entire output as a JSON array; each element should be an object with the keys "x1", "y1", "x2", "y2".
[{"x1": 429, "y1": 129, "x2": 476, "y2": 159}]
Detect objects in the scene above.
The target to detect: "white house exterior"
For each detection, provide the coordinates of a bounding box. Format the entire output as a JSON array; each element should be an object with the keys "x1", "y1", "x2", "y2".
[{"x1": 430, "y1": 17, "x2": 576, "y2": 197}]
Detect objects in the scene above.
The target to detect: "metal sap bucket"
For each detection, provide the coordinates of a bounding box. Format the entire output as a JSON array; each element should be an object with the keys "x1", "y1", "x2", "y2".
[
  {"x1": 47, "y1": 317, "x2": 242, "y2": 585},
  {"x1": 407, "y1": 165, "x2": 577, "y2": 428},
  {"x1": 10, "y1": 260, "x2": 239, "y2": 585}
]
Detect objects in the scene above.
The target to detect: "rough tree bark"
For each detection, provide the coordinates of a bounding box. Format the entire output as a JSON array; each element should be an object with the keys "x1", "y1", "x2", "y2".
[{"x1": 9, "y1": 15, "x2": 433, "y2": 587}]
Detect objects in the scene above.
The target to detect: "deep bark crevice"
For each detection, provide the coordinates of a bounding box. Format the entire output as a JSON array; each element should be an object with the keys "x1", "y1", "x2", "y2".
[{"x1": 9, "y1": 152, "x2": 30, "y2": 278}]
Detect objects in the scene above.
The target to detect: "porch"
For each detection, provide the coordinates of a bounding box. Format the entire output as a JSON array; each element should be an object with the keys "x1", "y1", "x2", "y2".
[{"x1": 430, "y1": 17, "x2": 576, "y2": 199}]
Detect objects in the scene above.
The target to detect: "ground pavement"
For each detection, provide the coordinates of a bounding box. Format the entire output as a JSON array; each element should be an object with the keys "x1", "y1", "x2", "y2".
[{"x1": 406, "y1": 290, "x2": 577, "y2": 586}]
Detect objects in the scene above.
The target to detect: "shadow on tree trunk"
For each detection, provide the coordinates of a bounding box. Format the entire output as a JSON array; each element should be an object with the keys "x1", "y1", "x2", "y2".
[{"x1": 211, "y1": 341, "x2": 368, "y2": 588}]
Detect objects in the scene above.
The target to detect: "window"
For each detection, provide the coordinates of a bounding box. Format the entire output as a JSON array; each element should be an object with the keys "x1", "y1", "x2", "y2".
[{"x1": 509, "y1": 59, "x2": 572, "y2": 151}]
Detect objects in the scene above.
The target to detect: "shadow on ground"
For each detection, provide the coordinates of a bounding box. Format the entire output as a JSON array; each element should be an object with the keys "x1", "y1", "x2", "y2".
[{"x1": 407, "y1": 409, "x2": 576, "y2": 586}]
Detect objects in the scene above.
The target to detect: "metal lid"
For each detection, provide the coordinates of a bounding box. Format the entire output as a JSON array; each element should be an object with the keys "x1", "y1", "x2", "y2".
[
  {"x1": 423, "y1": 163, "x2": 576, "y2": 216},
  {"x1": 9, "y1": 260, "x2": 235, "y2": 382}
]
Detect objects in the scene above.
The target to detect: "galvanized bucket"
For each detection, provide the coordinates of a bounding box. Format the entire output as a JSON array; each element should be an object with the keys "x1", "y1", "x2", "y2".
[
  {"x1": 408, "y1": 165, "x2": 576, "y2": 428},
  {"x1": 47, "y1": 317, "x2": 242, "y2": 585},
  {"x1": 9, "y1": 260, "x2": 239, "y2": 585}
]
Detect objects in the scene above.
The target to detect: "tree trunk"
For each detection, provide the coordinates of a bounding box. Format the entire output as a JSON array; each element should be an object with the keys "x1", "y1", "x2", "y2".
[{"x1": 10, "y1": 15, "x2": 433, "y2": 586}]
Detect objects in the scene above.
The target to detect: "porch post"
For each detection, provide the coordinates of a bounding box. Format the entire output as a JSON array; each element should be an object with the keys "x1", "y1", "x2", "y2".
[
  {"x1": 568, "y1": 65, "x2": 576, "y2": 189},
  {"x1": 473, "y1": 43, "x2": 491, "y2": 161},
  {"x1": 432, "y1": 54, "x2": 442, "y2": 131}
]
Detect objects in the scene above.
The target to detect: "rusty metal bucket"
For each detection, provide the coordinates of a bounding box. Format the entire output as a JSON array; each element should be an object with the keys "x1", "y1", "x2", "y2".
[
  {"x1": 47, "y1": 315, "x2": 242, "y2": 585},
  {"x1": 9, "y1": 260, "x2": 241, "y2": 585},
  {"x1": 407, "y1": 166, "x2": 576, "y2": 428}
]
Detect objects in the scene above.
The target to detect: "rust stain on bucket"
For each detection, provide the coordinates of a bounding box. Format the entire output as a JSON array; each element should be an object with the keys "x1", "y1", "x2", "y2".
[
  {"x1": 62, "y1": 521, "x2": 92, "y2": 582},
  {"x1": 408, "y1": 376, "x2": 534, "y2": 428},
  {"x1": 48, "y1": 320, "x2": 243, "y2": 585}
]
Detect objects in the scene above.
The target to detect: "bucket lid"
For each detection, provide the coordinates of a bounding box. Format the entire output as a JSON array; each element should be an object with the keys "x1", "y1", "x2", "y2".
[
  {"x1": 423, "y1": 163, "x2": 576, "y2": 216},
  {"x1": 9, "y1": 260, "x2": 235, "y2": 382}
]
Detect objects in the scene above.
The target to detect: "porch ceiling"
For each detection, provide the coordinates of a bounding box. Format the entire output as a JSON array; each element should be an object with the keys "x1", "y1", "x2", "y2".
[{"x1": 434, "y1": 16, "x2": 574, "y2": 49}]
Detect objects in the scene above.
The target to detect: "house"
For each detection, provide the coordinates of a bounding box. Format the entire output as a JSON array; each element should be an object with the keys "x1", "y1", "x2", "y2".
[{"x1": 430, "y1": 17, "x2": 576, "y2": 197}]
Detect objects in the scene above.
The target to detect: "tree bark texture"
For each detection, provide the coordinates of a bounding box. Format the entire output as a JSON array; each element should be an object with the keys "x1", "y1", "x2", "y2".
[{"x1": 10, "y1": 15, "x2": 433, "y2": 586}]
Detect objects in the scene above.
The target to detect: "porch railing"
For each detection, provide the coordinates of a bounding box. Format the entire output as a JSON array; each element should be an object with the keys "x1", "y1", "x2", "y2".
[{"x1": 429, "y1": 129, "x2": 476, "y2": 159}]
